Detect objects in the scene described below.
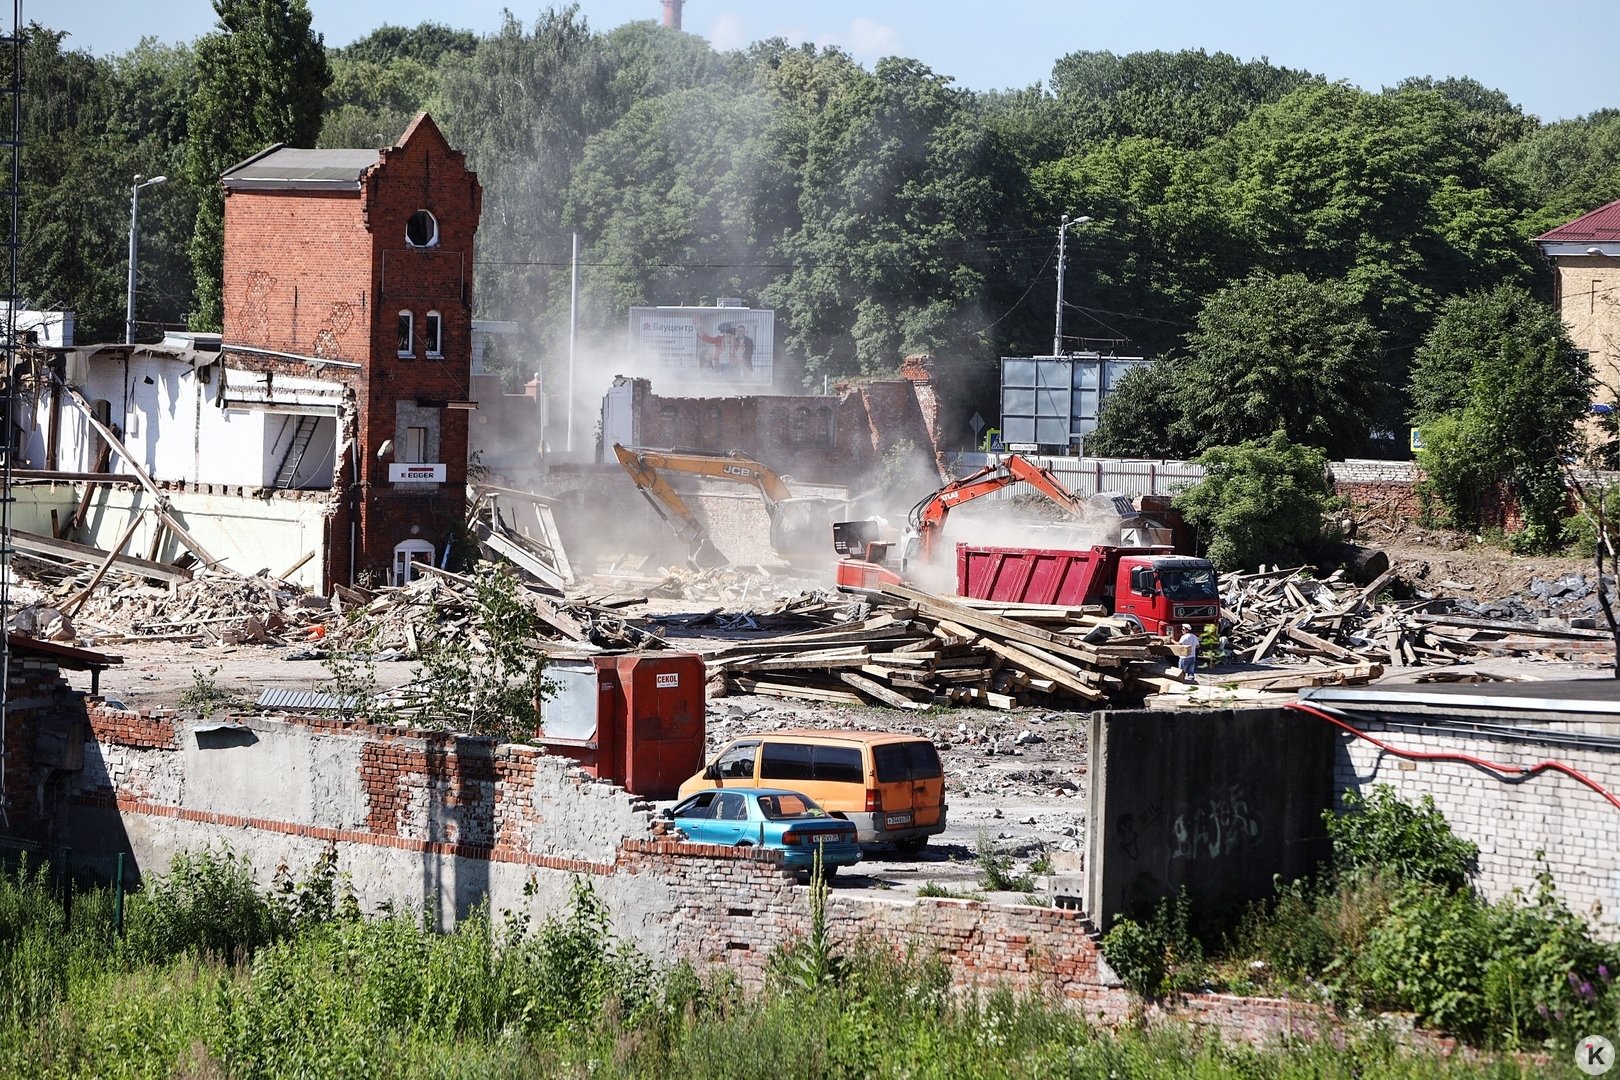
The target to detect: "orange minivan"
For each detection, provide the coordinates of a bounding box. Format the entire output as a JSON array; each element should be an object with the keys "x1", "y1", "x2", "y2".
[{"x1": 676, "y1": 730, "x2": 947, "y2": 850}]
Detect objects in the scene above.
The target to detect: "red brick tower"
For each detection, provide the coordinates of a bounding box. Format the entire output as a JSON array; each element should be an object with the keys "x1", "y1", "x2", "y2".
[{"x1": 219, "y1": 113, "x2": 482, "y2": 588}]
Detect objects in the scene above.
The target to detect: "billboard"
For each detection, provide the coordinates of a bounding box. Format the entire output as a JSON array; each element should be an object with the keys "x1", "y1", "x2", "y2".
[
  {"x1": 1000, "y1": 354, "x2": 1151, "y2": 450},
  {"x1": 629, "y1": 305, "x2": 774, "y2": 385}
]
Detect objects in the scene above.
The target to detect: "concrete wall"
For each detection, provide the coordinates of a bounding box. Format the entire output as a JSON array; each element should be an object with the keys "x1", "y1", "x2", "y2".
[
  {"x1": 1085, "y1": 707, "x2": 1336, "y2": 929},
  {"x1": 1333, "y1": 713, "x2": 1620, "y2": 937}
]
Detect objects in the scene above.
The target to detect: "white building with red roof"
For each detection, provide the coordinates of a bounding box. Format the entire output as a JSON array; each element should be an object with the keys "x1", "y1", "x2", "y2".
[{"x1": 1537, "y1": 200, "x2": 1620, "y2": 406}]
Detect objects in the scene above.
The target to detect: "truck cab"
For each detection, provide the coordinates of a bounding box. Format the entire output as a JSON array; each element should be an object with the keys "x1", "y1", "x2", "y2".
[{"x1": 1115, "y1": 555, "x2": 1220, "y2": 635}]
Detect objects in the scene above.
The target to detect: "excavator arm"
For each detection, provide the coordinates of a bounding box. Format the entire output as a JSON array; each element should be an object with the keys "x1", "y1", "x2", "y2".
[
  {"x1": 909, "y1": 455, "x2": 1086, "y2": 564},
  {"x1": 613, "y1": 444, "x2": 728, "y2": 568},
  {"x1": 612, "y1": 444, "x2": 839, "y2": 566}
]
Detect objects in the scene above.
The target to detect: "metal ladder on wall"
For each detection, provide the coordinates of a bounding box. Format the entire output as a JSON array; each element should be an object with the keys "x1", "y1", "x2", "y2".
[{"x1": 273, "y1": 414, "x2": 318, "y2": 488}]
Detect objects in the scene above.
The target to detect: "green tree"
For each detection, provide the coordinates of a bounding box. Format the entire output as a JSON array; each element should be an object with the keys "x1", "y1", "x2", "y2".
[
  {"x1": 318, "y1": 56, "x2": 436, "y2": 148},
  {"x1": 1172, "y1": 271, "x2": 1385, "y2": 456},
  {"x1": 409, "y1": 570, "x2": 554, "y2": 743},
  {"x1": 330, "y1": 21, "x2": 477, "y2": 67},
  {"x1": 437, "y1": 7, "x2": 612, "y2": 349},
  {"x1": 185, "y1": 0, "x2": 331, "y2": 331},
  {"x1": 1174, "y1": 432, "x2": 1337, "y2": 571},
  {"x1": 763, "y1": 56, "x2": 1030, "y2": 381},
  {"x1": 1490, "y1": 110, "x2": 1620, "y2": 230},
  {"x1": 1085, "y1": 361, "x2": 1191, "y2": 459},
  {"x1": 1410, "y1": 285, "x2": 1592, "y2": 545},
  {"x1": 1393, "y1": 76, "x2": 1538, "y2": 157},
  {"x1": 1049, "y1": 49, "x2": 1316, "y2": 150},
  {"x1": 1031, "y1": 137, "x2": 1240, "y2": 358},
  {"x1": 1214, "y1": 82, "x2": 1534, "y2": 383}
]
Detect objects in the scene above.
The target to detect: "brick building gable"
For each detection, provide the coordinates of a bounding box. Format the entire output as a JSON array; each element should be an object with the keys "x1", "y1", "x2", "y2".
[{"x1": 218, "y1": 113, "x2": 484, "y2": 588}]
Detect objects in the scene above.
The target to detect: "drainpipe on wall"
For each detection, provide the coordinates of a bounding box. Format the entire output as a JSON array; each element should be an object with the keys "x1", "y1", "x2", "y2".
[{"x1": 350, "y1": 427, "x2": 359, "y2": 587}]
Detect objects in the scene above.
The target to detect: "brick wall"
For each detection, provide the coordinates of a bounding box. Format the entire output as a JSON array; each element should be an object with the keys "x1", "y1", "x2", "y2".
[
  {"x1": 628, "y1": 383, "x2": 864, "y2": 483},
  {"x1": 1333, "y1": 715, "x2": 1620, "y2": 936},
  {"x1": 35, "y1": 699, "x2": 1520, "y2": 1047},
  {"x1": 2, "y1": 650, "x2": 73, "y2": 829}
]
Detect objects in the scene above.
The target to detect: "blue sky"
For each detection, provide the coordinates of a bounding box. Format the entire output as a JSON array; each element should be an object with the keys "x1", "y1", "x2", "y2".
[{"x1": 48, "y1": 0, "x2": 1618, "y2": 123}]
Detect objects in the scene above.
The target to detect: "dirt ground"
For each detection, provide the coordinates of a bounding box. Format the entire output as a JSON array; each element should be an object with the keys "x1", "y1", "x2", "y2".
[{"x1": 59, "y1": 525, "x2": 1618, "y2": 901}]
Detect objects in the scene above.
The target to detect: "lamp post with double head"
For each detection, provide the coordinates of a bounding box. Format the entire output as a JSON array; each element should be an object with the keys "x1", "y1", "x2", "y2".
[
  {"x1": 125, "y1": 174, "x2": 168, "y2": 345},
  {"x1": 1052, "y1": 214, "x2": 1092, "y2": 356}
]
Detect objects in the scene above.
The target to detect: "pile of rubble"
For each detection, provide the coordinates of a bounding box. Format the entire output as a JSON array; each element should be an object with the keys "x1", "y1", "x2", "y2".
[{"x1": 1220, "y1": 566, "x2": 1615, "y2": 670}]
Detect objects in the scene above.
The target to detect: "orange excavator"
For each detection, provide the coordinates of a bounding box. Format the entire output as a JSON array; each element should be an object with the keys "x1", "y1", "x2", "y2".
[
  {"x1": 613, "y1": 444, "x2": 845, "y2": 568},
  {"x1": 833, "y1": 455, "x2": 1089, "y2": 591}
]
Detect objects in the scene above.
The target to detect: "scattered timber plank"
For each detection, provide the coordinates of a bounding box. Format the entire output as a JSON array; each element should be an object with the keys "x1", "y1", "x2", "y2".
[
  {"x1": 732, "y1": 677, "x2": 865, "y2": 705},
  {"x1": 838, "y1": 671, "x2": 928, "y2": 710}
]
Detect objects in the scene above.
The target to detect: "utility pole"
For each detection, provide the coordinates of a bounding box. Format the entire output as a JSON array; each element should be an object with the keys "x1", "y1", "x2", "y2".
[
  {"x1": 126, "y1": 174, "x2": 167, "y2": 344},
  {"x1": 1052, "y1": 214, "x2": 1090, "y2": 356},
  {"x1": 567, "y1": 231, "x2": 578, "y2": 453}
]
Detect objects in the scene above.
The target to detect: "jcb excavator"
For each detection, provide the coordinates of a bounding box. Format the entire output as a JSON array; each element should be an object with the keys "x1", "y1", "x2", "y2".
[
  {"x1": 612, "y1": 444, "x2": 845, "y2": 568},
  {"x1": 833, "y1": 454, "x2": 1090, "y2": 591}
]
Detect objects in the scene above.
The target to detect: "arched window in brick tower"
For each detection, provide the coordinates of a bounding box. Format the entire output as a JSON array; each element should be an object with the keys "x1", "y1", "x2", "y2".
[
  {"x1": 397, "y1": 311, "x2": 414, "y2": 357},
  {"x1": 405, "y1": 210, "x2": 439, "y2": 248},
  {"x1": 425, "y1": 311, "x2": 443, "y2": 357}
]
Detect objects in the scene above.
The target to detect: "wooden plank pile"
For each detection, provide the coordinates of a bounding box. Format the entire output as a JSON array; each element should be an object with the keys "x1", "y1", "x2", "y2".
[
  {"x1": 701, "y1": 582, "x2": 1172, "y2": 710},
  {"x1": 1221, "y1": 566, "x2": 1615, "y2": 668}
]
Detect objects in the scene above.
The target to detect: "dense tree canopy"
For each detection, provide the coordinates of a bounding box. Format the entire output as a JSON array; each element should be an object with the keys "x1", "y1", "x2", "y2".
[
  {"x1": 185, "y1": 0, "x2": 330, "y2": 330},
  {"x1": 17, "y1": 11, "x2": 1613, "y2": 472},
  {"x1": 1410, "y1": 285, "x2": 1592, "y2": 545}
]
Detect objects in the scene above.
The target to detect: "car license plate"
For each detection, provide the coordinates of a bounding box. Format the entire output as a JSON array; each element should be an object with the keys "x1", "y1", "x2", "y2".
[{"x1": 885, "y1": 812, "x2": 912, "y2": 828}]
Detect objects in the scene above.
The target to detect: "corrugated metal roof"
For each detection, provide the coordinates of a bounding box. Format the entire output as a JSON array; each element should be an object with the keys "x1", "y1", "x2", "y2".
[
  {"x1": 1536, "y1": 198, "x2": 1620, "y2": 243},
  {"x1": 221, "y1": 148, "x2": 380, "y2": 191},
  {"x1": 255, "y1": 688, "x2": 355, "y2": 712}
]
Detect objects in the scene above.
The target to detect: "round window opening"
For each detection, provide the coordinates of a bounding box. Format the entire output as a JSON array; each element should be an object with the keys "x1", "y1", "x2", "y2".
[{"x1": 405, "y1": 209, "x2": 439, "y2": 248}]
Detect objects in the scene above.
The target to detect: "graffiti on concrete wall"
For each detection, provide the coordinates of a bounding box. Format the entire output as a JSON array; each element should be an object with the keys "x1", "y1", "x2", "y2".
[{"x1": 1170, "y1": 786, "x2": 1261, "y2": 861}]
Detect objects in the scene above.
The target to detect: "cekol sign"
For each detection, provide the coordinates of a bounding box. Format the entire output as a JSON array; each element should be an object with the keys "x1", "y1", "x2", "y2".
[{"x1": 388, "y1": 463, "x2": 447, "y2": 484}]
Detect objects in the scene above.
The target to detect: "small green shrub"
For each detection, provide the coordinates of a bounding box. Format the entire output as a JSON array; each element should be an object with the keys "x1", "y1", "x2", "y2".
[
  {"x1": 916, "y1": 882, "x2": 971, "y2": 899},
  {"x1": 122, "y1": 847, "x2": 284, "y2": 965},
  {"x1": 178, "y1": 664, "x2": 236, "y2": 718},
  {"x1": 1101, "y1": 889, "x2": 1205, "y2": 1000},
  {"x1": 1325, "y1": 785, "x2": 1478, "y2": 891},
  {"x1": 975, "y1": 833, "x2": 1033, "y2": 893}
]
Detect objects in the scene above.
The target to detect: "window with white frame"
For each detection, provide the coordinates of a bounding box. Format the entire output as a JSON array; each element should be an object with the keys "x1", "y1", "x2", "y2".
[
  {"x1": 397, "y1": 311, "x2": 414, "y2": 357},
  {"x1": 425, "y1": 311, "x2": 442, "y2": 357},
  {"x1": 405, "y1": 209, "x2": 439, "y2": 248}
]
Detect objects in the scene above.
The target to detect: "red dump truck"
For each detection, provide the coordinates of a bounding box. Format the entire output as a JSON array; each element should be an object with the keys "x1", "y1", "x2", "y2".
[
  {"x1": 834, "y1": 455, "x2": 1219, "y2": 634},
  {"x1": 955, "y1": 544, "x2": 1218, "y2": 635}
]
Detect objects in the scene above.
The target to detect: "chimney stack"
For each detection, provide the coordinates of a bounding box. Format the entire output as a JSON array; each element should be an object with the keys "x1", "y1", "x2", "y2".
[{"x1": 661, "y1": 0, "x2": 683, "y2": 30}]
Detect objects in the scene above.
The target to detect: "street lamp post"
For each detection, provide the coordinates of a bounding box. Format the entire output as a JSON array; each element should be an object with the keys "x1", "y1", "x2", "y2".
[
  {"x1": 1052, "y1": 213, "x2": 1091, "y2": 356},
  {"x1": 125, "y1": 174, "x2": 168, "y2": 345}
]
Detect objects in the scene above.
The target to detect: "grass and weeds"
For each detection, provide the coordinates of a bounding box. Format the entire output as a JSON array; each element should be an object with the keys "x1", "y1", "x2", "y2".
[
  {"x1": 0, "y1": 841, "x2": 1552, "y2": 1077},
  {"x1": 1102, "y1": 785, "x2": 1620, "y2": 1052}
]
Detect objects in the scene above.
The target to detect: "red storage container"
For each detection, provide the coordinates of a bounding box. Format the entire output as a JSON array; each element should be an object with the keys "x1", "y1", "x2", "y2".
[{"x1": 535, "y1": 652, "x2": 705, "y2": 799}]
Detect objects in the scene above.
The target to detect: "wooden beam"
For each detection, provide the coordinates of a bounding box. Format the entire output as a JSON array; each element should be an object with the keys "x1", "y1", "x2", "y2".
[
  {"x1": 839, "y1": 671, "x2": 928, "y2": 710},
  {"x1": 10, "y1": 528, "x2": 191, "y2": 584}
]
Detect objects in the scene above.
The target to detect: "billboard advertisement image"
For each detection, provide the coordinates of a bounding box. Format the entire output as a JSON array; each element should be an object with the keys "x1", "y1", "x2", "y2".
[{"x1": 630, "y1": 306, "x2": 774, "y2": 385}]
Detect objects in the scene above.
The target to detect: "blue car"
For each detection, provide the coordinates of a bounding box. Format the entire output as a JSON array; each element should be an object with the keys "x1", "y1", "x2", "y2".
[{"x1": 663, "y1": 787, "x2": 863, "y2": 876}]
